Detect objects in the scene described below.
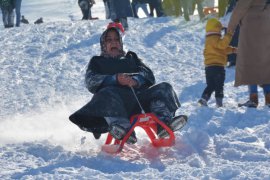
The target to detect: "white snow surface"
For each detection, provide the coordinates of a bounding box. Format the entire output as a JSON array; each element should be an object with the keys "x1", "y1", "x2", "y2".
[{"x1": 1, "y1": 1, "x2": 270, "y2": 179}]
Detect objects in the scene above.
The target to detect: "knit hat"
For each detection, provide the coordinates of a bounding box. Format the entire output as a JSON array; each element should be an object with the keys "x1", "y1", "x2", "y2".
[
  {"x1": 107, "y1": 22, "x2": 125, "y2": 35},
  {"x1": 206, "y1": 18, "x2": 222, "y2": 32}
]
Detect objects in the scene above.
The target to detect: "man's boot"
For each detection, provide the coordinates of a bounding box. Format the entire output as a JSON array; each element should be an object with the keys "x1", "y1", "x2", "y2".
[
  {"x1": 239, "y1": 93, "x2": 258, "y2": 108},
  {"x1": 250, "y1": 93, "x2": 259, "y2": 107},
  {"x1": 265, "y1": 93, "x2": 270, "y2": 107}
]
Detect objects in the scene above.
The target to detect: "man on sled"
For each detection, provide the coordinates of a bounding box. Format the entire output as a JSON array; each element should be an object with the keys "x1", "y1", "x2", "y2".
[{"x1": 69, "y1": 27, "x2": 188, "y2": 145}]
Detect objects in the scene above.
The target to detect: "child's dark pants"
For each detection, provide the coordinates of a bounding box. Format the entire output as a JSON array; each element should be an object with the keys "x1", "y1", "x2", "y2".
[{"x1": 201, "y1": 66, "x2": 225, "y2": 100}]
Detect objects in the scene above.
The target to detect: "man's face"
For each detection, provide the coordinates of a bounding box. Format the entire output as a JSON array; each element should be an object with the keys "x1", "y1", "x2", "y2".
[{"x1": 105, "y1": 30, "x2": 122, "y2": 57}]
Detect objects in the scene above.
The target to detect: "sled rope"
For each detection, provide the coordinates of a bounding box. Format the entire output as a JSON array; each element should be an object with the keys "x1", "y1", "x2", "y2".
[{"x1": 130, "y1": 86, "x2": 145, "y2": 114}]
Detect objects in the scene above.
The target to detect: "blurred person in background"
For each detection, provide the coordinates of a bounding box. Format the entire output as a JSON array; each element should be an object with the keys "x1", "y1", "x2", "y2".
[
  {"x1": 13, "y1": 0, "x2": 21, "y2": 27},
  {"x1": 107, "y1": 0, "x2": 133, "y2": 30},
  {"x1": 0, "y1": 0, "x2": 14, "y2": 28},
  {"x1": 218, "y1": 0, "x2": 228, "y2": 17},
  {"x1": 78, "y1": 0, "x2": 95, "y2": 20}
]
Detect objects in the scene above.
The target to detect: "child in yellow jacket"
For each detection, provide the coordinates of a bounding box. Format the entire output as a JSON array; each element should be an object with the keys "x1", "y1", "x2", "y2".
[{"x1": 198, "y1": 18, "x2": 236, "y2": 107}]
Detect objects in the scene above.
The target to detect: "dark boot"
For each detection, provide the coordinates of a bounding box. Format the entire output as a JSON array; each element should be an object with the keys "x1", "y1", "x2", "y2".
[
  {"x1": 250, "y1": 93, "x2": 259, "y2": 107},
  {"x1": 157, "y1": 115, "x2": 188, "y2": 138},
  {"x1": 265, "y1": 93, "x2": 270, "y2": 107},
  {"x1": 108, "y1": 124, "x2": 137, "y2": 144},
  {"x1": 239, "y1": 93, "x2": 258, "y2": 108},
  {"x1": 198, "y1": 98, "x2": 208, "y2": 106},
  {"x1": 108, "y1": 124, "x2": 126, "y2": 140},
  {"x1": 126, "y1": 131, "x2": 137, "y2": 144},
  {"x1": 216, "y1": 98, "x2": 223, "y2": 107}
]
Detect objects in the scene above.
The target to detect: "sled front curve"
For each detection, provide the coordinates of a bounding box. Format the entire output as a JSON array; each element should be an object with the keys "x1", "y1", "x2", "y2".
[{"x1": 101, "y1": 113, "x2": 175, "y2": 154}]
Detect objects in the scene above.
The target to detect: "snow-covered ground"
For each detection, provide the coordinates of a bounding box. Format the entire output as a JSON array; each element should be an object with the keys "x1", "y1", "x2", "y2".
[{"x1": 1, "y1": 1, "x2": 270, "y2": 179}]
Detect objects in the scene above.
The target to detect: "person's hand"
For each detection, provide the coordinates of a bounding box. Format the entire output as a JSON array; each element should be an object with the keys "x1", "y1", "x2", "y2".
[
  {"x1": 227, "y1": 28, "x2": 234, "y2": 36},
  {"x1": 232, "y1": 47, "x2": 238, "y2": 54},
  {"x1": 117, "y1": 73, "x2": 138, "y2": 87}
]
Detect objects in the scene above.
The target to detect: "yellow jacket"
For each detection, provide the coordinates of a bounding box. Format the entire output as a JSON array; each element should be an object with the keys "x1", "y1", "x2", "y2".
[{"x1": 203, "y1": 32, "x2": 234, "y2": 67}]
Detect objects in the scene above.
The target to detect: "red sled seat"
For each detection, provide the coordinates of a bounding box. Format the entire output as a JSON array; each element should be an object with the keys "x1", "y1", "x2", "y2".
[{"x1": 102, "y1": 113, "x2": 175, "y2": 153}]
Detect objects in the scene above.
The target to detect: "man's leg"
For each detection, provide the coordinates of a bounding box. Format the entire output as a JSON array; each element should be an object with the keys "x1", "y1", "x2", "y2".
[{"x1": 15, "y1": 0, "x2": 22, "y2": 27}]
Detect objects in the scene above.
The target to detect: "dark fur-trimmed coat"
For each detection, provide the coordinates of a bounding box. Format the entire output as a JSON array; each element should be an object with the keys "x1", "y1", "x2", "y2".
[{"x1": 69, "y1": 51, "x2": 180, "y2": 133}]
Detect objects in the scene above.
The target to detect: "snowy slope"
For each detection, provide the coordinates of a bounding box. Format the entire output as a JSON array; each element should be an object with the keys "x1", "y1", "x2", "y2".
[{"x1": 1, "y1": 1, "x2": 270, "y2": 179}]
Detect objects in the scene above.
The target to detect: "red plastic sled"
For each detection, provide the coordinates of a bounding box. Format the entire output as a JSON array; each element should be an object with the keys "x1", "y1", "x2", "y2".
[{"x1": 101, "y1": 113, "x2": 175, "y2": 153}]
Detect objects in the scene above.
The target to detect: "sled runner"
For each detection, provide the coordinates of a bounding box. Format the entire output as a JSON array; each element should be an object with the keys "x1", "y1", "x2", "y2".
[{"x1": 102, "y1": 113, "x2": 176, "y2": 154}]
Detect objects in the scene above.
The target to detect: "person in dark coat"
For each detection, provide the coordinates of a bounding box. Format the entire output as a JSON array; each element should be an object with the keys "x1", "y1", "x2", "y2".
[
  {"x1": 148, "y1": 0, "x2": 164, "y2": 17},
  {"x1": 0, "y1": 0, "x2": 14, "y2": 28},
  {"x1": 131, "y1": 0, "x2": 150, "y2": 18},
  {"x1": 107, "y1": 0, "x2": 133, "y2": 30},
  {"x1": 78, "y1": 0, "x2": 95, "y2": 20},
  {"x1": 69, "y1": 27, "x2": 187, "y2": 143},
  {"x1": 103, "y1": 0, "x2": 110, "y2": 19}
]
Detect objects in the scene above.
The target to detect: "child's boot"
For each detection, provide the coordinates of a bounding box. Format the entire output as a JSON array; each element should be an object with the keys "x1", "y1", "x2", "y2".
[
  {"x1": 198, "y1": 98, "x2": 208, "y2": 106},
  {"x1": 265, "y1": 93, "x2": 270, "y2": 107},
  {"x1": 216, "y1": 97, "x2": 223, "y2": 107},
  {"x1": 198, "y1": 95, "x2": 209, "y2": 106}
]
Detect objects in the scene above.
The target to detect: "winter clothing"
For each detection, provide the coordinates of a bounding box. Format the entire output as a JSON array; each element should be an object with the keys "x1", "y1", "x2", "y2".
[
  {"x1": 228, "y1": 0, "x2": 270, "y2": 107},
  {"x1": 107, "y1": 22, "x2": 125, "y2": 34},
  {"x1": 13, "y1": 0, "x2": 21, "y2": 27},
  {"x1": 249, "y1": 84, "x2": 270, "y2": 106},
  {"x1": 199, "y1": 66, "x2": 225, "y2": 106},
  {"x1": 78, "y1": 0, "x2": 95, "y2": 20},
  {"x1": 199, "y1": 18, "x2": 235, "y2": 107},
  {"x1": 265, "y1": 93, "x2": 270, "y2": 106},
  {"x1": 148, "y1": 0, "x2": 164, "y2": 17},
  {"x1": 0, "y1": 0, "x2": 14, "y2": 28},
  {"x1": 206, "y1": 18, "x2": 222, "y2": 33},
  {"x1": 224, "y1": 0, "x2": 239, "y2": 67},
  {"x1": 204, "y1": 19, "x2": 235, "y2": 67},
  {"x1": 240, "y1": 85, "x2": 270, "y2": 108},
  {"x1": 103, "y1": 0, "x2": 110, "y2": 19},
  {"x1": 227, "y1": 26, "x2": 239, "y2": 67},
  {"x1": 242, "y1": 93, "x2": 259, "y2": 108},
  {"x1": 107, "y1": 0, "x2": 133, "y2": 30},
  {"x1": 70, "y1": 57, "x2": 181, "y2": 134},
  {"x1": 0, "y1": 0, "x2": 12, "y2": 7},
  {"x1": 69, "y1": 28, "x2": 181, "y2": 137},
  {"x1": 248, "y1": 84, "x2": 270, "y2": 95},
  {"x1": 107, "y1": 0, "x2": 133, "y2": 19},
  {"x1": 228, "y1": 0, "x2": 270, "y2": 86},
  {"x1": 131, "y1": 0, "x2": 150, "y2": 18},
  {"x1": 249, "y1": 93, "x2": 259, "y2": 107}
]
